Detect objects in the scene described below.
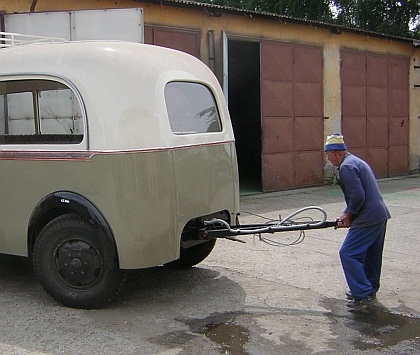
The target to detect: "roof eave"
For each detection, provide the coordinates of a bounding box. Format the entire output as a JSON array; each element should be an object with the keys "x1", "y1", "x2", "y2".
[{"x1": 138, "y1": 0, "x2": 416, "y2": 45}]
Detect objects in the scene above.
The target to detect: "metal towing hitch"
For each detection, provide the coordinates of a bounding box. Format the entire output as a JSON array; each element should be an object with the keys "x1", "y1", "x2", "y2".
[{"x1": 201, "y1": 206, "x2": 337, "y2": 244}]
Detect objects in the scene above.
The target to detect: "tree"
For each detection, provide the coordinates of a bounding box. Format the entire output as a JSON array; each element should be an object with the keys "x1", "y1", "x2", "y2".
[
  {"x1": 199, "y1": 0, "x2": 334, "y2": 21},
  {"x1": 332, "y1": 0, "x2": 420, "y2": 38},
  {"x1": 250, "y1": 0, "x2": 333, "y2": 21},
  {"x1": 197, "y1": 0, "x2": 420, "y2": 38}
]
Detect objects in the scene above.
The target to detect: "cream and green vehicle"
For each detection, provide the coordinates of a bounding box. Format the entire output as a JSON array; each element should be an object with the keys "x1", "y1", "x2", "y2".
[{"x1": 0, "y1": 37, "x2": 240, "y2": 308}]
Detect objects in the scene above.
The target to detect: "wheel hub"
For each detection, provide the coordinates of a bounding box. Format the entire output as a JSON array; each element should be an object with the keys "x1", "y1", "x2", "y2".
[{"x1": 55, "y1": 240, "x2": 103, "y2": 288}]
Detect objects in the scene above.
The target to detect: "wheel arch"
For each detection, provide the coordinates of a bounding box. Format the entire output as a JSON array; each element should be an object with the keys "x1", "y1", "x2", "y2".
[{"x1": 28, "y1": 191, "x2": 120, "y2": 268}]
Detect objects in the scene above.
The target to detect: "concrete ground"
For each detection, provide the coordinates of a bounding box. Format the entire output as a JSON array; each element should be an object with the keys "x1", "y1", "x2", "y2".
[{"x1": 0, "y1": 175, "x2": 419, "y2": 354}]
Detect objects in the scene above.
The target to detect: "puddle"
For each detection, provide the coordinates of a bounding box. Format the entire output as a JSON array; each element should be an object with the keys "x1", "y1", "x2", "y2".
[
  {"x1": 204, "y1": 321, "x2": 250, "y2": 355},
  {"x1": 160, "y1": 306, "x2": 420, "y2": 354},
  {"x1": 182, "y1": 311, "x2": 251, "y2": 355},
  {"x1": 348, "y1": 308, "x2": 420, "y2": 350}
]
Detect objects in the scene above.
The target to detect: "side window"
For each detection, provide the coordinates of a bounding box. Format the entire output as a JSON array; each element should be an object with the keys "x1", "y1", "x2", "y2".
[
  {"x1": 5, "y1": 92, "x2": 35, "y2": 134},
  {"x1": 0, "y1": 79, "x2": 83, "y2": 144},
  {"x1": 165, "y1": 82, "x2": 222, "y2": 135}
]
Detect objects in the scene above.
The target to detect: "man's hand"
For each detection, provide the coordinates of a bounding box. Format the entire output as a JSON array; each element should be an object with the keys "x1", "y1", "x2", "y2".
[{"x1": 335, "y1": 212, "x2": 353, "y2": 229}]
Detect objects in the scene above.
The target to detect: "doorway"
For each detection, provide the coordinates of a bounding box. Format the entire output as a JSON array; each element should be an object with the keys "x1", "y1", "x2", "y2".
[{"x1": 227, "y1": 40, "x2": 261, "y2": 194}]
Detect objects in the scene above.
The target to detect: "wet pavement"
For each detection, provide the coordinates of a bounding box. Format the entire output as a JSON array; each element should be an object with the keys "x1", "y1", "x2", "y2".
[
  {"x1": 177, "y1": 306, "x2": 420, "y2": 354},
  {"x1": 0, "y1": 175, "x2": 420, "y2": 354}
]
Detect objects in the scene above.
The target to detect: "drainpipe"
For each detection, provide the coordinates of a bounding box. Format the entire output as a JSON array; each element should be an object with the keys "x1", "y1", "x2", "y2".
[
  {"x1": 30, "y1": 0, "x2": 38, "y2": 12},
  {"x1": 208, "y1": 30, "x2": 215, "y2": 73}
]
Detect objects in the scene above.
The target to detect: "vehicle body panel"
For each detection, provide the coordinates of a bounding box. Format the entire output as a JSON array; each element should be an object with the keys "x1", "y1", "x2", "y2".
[{"x1": 0, "y1": 41, "x2": 239, "y2": 269}]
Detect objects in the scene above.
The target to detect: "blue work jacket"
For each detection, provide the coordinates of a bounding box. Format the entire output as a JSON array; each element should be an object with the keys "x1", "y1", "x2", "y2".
[{"x1": 339, "y1": 153, "x2": 391, "y2": 228}]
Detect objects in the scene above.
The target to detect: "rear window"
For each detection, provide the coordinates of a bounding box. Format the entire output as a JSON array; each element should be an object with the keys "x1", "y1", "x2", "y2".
[
  {"x1": 165, "y1": 82, "x2": 222, "y2": 135},
  {"x1": 0, "y1": 78, "x2": 83, "y2": 144}
]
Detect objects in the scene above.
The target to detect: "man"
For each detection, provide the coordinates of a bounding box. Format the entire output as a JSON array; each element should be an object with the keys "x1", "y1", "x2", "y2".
[{"x1": 324, "y1": 133, "x2": 391, "y2": 312}]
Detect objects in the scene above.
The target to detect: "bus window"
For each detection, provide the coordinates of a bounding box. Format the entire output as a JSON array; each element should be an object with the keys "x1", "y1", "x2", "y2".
[
  {"x1": 165, "y1": 82, "x2": 222, "y2": 135},
  {"x1": 0, "y1": 78, "x2": 83, "y2": 144}
]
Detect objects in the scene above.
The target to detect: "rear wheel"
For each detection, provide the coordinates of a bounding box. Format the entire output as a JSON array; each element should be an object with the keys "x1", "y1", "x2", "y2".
[
  {"x1": 164, "y1": 239, "x2": 217, "y2": 269},
  {"x1": 33, "y1": 213, "x2": 127, "y2": 309}
]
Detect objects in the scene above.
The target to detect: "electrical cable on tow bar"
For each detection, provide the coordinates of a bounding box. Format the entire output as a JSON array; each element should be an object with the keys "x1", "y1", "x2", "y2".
[{"x1": 201, "y1": 206, "x2": 337, "y2": 247}]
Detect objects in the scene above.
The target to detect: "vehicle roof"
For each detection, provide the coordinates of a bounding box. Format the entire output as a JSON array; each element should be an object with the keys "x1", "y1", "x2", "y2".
[{"x1": 0, "y1": 41, "x2": 233, "y2": 150}]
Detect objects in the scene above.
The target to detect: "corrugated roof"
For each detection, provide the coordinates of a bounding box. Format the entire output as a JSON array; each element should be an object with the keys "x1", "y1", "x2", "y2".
[{"x1": 139, "y1": 0, "x2": 416, "y2": 45}]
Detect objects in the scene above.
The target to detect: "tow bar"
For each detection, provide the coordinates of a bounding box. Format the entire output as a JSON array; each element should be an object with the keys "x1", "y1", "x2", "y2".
[{"x1": 201, "y1": 206, "x2": 337, "y2": 244}]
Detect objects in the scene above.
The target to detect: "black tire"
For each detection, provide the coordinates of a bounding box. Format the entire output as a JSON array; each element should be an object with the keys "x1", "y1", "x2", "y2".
[
  {"x1": 33, "y1": 213, "x2": 127, "y2": 309},
  {"x1": 164, "y1": 239, "x2": 217, "y2": 269}
]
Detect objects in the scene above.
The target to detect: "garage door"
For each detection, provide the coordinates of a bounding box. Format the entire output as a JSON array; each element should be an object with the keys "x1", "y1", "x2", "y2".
[
  {"x1": 144, "y1": 25, "x2": 200, "y2": 58},
  {"x1": 341, "y1": 50, "x2": 409, "y2": 178},
  {"x1": 261, "y1": 41, "x2": 324, "y2": 191}
]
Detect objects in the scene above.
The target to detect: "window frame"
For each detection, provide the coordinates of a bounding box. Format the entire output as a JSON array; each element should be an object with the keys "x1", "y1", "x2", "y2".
[
  {"x1": 164, "y1": 81, "x2": 223, "y2": 136},
  {"x1": 0, "y1": 74, "x2": 87, "y2": 146}
]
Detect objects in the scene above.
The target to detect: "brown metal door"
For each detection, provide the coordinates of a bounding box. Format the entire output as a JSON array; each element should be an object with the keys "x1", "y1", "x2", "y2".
[
  {"x1": 144, "y1": 25, "x2": 200, "y2": 58},
  {"x1": 388, "y1": 56, "x2": 409, "y2": 176},
  {"x1": 341, "y1": 50, "x2": 409, "y2": 178},
  {"x1": 341, "y1": 50, "x2": 368, "y2": 163},
  {"x1": 261, "y1": 41, "x2": 323, "y2": 191}
]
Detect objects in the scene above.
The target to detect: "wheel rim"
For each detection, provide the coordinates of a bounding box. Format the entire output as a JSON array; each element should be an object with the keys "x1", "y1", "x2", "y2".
[{"x1": 54, "y1": 239, "x2": 104, "y2": 290}]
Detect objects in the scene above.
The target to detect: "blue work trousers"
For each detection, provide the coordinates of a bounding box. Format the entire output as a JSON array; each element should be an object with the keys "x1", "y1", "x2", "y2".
[{"x1": 339, "y1": 221, "x2": 387, "y2": 300}]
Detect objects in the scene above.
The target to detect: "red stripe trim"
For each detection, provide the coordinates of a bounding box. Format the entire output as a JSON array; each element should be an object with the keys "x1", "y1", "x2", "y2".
[{"x1": 0, "y1": 140, "x2": 235, "y2": 161}]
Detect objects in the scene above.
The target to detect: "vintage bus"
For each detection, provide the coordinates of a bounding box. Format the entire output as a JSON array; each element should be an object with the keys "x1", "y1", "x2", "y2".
[{"x1": 0, "y1": 36, "x2": 239, "y2": 308}]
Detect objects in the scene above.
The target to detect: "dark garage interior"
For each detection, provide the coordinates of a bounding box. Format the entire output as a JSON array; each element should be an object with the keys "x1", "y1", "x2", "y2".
[{"x1": 227, "y1": 39, "x2": 261, "y2": 194}]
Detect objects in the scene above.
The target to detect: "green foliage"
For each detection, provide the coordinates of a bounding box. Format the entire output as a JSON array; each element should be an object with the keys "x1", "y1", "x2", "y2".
[
  {"x1": 197, "y1": 0, "x2": 420, "y2": 38},
  {"x1": 333, "y1": 0, "x2": 420, "y2": 38},
  {"x1": 207, "y1": 0, "x2": 335, "y2": 20},
  {"x1": 270, "y1": 0, "x2": 334, "y2": 21}
]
